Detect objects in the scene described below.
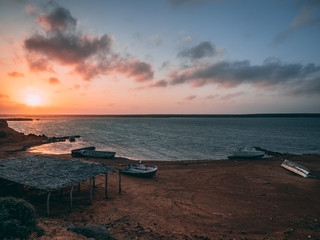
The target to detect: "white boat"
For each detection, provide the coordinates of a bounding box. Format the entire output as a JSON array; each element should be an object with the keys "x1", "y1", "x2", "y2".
[
  {"x1": 228, "y1": 147, "x2": 265, "y2": 159},
  {"x1": 120, "y1": 163, "x2": 158, "y2": 177},
  {"x1": 281, "y1": 159, "x2": 313, "y2": 178},
  {"x1": 77, "y1": 149, "x2": 116, "y2": 159}
]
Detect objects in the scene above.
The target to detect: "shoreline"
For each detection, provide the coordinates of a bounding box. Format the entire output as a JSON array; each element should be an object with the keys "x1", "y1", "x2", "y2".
[{"x1": 1, "y1": 120, "x2": 320, "y2": 239}]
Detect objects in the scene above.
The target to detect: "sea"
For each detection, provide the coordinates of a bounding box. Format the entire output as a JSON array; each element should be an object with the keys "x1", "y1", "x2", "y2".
[{"x1": 7, "y1": 116, "x2": 320, "y2": 161}]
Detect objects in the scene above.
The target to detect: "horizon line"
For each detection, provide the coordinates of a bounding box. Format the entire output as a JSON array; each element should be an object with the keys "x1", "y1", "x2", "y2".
[{"x1": 1, "y1": 113, "x2": 320, "y2": 118}]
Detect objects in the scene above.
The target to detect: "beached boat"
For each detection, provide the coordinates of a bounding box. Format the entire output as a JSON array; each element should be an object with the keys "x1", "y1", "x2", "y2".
[
  {"x1": 77, "y1": 149, "x2": 116, "y2": 159},
  {"x1": 228, "y1": 147, "x2": 265, "y2": 159},
  {"x1": 120, "y1": 163, "x2": 158, "y2": 177},
  {"x1": 281, "y1": 159, "x2": 313, "y2": 178},
  {"x1": 71, "y1": 146, "x2": 96, "y2": 157}
]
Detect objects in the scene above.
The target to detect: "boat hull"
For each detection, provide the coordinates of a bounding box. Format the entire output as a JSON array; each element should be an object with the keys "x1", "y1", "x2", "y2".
[
  {"x1": 228, "y1": 147, "x2": 265, "y2": 159},
  {"x1": 77, "y1": 149, "x2": 116, "y2": 159},
  {"x1": 120, "y1": 164, "x2": 157, "y2": 178}
]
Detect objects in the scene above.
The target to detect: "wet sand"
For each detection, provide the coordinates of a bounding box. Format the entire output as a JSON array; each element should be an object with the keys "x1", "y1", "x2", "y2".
[{"x1": 1, "y1": 121, "x2": 320, "y2": 239}]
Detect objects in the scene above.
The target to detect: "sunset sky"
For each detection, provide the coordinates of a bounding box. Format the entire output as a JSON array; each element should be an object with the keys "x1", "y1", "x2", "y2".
[{"x1": 1, "y1": 0, "x2": 320, "y2": 114}]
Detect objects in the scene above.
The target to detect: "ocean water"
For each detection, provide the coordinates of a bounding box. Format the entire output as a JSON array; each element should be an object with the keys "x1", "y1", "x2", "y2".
[{"x1": 8, "y1": 117, "x2": 320, "y2": 161}]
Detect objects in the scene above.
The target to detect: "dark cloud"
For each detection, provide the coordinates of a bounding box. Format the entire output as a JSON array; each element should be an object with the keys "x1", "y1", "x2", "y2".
[
  {"x1": 7, "y1": 71, "x2": 24, "y2": 77},
  {"x1": 178, "y1": 41, "x2": 216, "y2": 60},
  {"x1": 118, "y1": 60, "x2": 154, "y2": 82},
  {"x1": 285, "y1": 77, "x2": 320, "y2": 96},
  {"x1": 36, "y1": 6, "x2": 76, "y2": 32},
  {"x1": 24, "y1": 5, "x2": 154, "y2": 83},
  {"x1": 74, "y1": 58, "x2": 154, "y2": 82},
  {"x1": 25, "y1": 33, "x2": 112, "y2": 65},
  {"x1": 274, "y1": 1, "x2": 320, "y2": 43},
  {"x1": 168, "y1": 59, "x2": 320, "y2": 93},
  {"x1": 49, "y1": 77, "x2": 60, "y2": 85}
]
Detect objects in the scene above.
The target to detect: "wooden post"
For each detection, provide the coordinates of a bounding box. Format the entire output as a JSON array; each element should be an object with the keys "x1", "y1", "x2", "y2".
[
  {"x1": 18, "y1": 184, "x2": 21, "y2": 198},
  {"x1": 119, "y1": 170, "x2": 122, "y2": 193},
  {"x1": 46, "y1": 191, "x2": 51, "y2": 217},
  {"x1": 93, "y1": 177, "x2": 95, "y2": 188},
  {"x1": 105, "y1": 174, "x2": 108, "y2": 199},
  {"x1": 70, "y1": 185, "x2": 74, "y2": 212},
  {"x1": 89, "y1": 178, "x2": 93, "y2": 203}
]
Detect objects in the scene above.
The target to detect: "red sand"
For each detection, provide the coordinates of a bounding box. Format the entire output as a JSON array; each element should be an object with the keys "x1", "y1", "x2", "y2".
[{"x1": 1, "y1": 121, "x2": 320, "y2": 239}]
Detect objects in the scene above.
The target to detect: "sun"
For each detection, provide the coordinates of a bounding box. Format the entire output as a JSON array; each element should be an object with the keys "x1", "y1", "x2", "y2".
[{"x1": 26, "y1": 94, "x2": 42, "y2": 106}]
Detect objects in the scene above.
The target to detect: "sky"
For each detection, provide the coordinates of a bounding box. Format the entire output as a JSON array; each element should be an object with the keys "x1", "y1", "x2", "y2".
[{"x1": 0, "y1": 0, "x2": 320, "y2": 114}]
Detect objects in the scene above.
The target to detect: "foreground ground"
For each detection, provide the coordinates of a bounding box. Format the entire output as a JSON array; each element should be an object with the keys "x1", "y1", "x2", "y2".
[
  {"x1": 1, "y1": 153, "x2": 319, "y2": 240},
  {"x1": 1, "y1": 121, "x2": 320, "y2": 239}
]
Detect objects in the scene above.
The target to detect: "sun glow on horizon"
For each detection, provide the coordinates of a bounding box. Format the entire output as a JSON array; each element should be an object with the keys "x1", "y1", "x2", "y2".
[{"x1": 25, "y1": 94, "x2": 42, "y2": 106}]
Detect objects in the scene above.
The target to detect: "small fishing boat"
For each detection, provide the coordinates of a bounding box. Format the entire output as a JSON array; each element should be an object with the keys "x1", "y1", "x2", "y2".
[
  {"x1": 228, "y1": 147, "x2": 265, "y2": 159},
  {"x1": 77, "y1": 149, "x2": 116, "y2": 159},
  {"x1": 71, "y1": 146, "x2": 96, "y2": 157},
  {"x1": 120, "y1": 163, "x2": 158, "y2": 177},
  {"x1": 281, "y1": 159, "x2": 313, "y2": 178}
]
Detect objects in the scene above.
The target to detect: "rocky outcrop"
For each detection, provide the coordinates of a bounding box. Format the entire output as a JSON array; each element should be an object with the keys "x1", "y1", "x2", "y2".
[{"x1": 0, "y1": 119, "x2": 48, "y2": 154}]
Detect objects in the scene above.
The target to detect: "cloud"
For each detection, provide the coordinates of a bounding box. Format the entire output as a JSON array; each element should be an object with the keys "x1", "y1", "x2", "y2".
[
  {"x1": 8, "y1": 71, "x2": 24, "y2": 77},
  {"x1": 74, "y1": 57, "x2": 154, "y2": 82},
  {"x1": 25, "y1": 4, "x2": 37, "y2": 16},
  {"x1": 49, "y1": 77, "x2": 60, "y2": 85},
  {"x1": 178, "y1": 41, "x2": 218, "y2": 60},
  {"x1": 118, "y1": 60, "x2": 154, "y2": 82},
  {"x1": 36, "y1": 6, "x2": 76, "y2": 32},
  {"x1": 25, "y1": 33, "x2": 112, "y2": 65},
  {"x1": 0, "y1": 94, "x2": 10, "y2": 98},
  {"x1": 220, "y1": 91, "x2": 244, "y2": 101},
  {"x1": 149, "y1": 79, "x2": 168, "y2": 88},
  {"x1": 24, "y1": 5, "x2": 154, "y2": 83},
  {"x1": 274, "y1": 1, "x2": 320, "y2": 43},
  {"x1": 27, "y1": 56, "x2": 54, "y2": 72},
  {"x1": 185, "y1": 95, "x2": 197, "y2": 100},
  {"x1": 285, "y1": 76, "x2": 320, "y2": 96},
  {"x1": 168, "y1": 59, "x2": 320, "y2": 93}
]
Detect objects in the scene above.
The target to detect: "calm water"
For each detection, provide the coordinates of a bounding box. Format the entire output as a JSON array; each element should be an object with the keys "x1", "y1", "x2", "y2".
[{"x1": 8, "y1": 117, "x2": 320, "y2": 160}]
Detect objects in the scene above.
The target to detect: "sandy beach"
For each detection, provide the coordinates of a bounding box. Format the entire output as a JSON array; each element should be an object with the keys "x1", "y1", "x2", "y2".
[{"x1": 1, "y1": 120, "x2": 320, "y2": 239}]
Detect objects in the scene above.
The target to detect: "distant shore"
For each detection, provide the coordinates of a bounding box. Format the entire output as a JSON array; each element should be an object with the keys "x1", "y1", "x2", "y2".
[{"x1": 1, "y1": 113, "x2": 320, "y2": 119}]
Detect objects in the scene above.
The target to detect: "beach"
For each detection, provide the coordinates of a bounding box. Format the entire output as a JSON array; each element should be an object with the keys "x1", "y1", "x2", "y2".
[{"x1": 1, "y1": 121, "x2": 320, "y2": 239}]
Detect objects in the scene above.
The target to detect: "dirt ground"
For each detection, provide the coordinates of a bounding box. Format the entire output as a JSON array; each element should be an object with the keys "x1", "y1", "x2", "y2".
[{"x1": 1, "y1": 153, "x2": 319, "y2": 240}]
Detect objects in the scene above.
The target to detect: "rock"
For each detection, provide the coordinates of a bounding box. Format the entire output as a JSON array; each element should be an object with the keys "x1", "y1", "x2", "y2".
[
  {"x1": 0, "y1": 119, "x2": 8, "y2": 128},
  {"x1": 67, "y1": 224, "x2": 116, "y2": 240}
]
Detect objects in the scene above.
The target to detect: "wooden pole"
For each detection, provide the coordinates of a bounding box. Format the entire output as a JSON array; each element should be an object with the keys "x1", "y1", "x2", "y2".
[
  {"x1": 70, "y1": 185, "x2": 74, "y2": 212},
  {"x1": 119, "y1": 170, "x2": 122, "y2": 193},
  {"x1": 89, "y1": 178, "x2": 93, "y2": 203},
  {"x1": 105, "y1": 174, "x2": 108, "y2": 199},
  {"x1": 46, "y1": 191, "x2": 51, "y2": 217},
  {"x1": 18, "y1": 183, "x2": 21, "y2": 198},
  {"x1": 93, "y1": 177, "x2": 95, "y2": 188}
]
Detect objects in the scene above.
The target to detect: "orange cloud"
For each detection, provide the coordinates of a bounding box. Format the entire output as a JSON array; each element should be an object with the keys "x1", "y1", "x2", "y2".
[
  {"x1": 7, "y1": 71, "x2": 25, "y2": 78},
  {"x1": 49, "y1": 77, "x2": 60, "y2": 85}
]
